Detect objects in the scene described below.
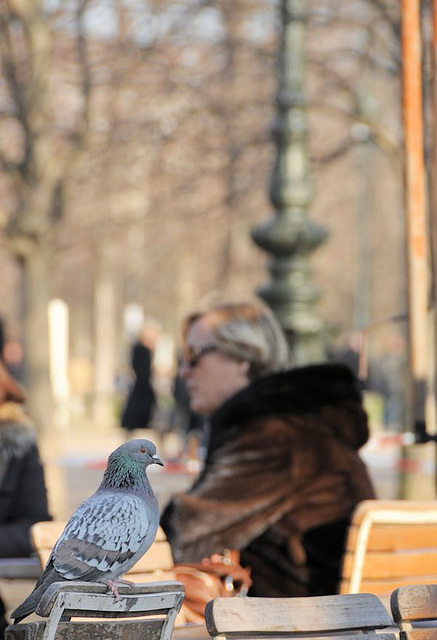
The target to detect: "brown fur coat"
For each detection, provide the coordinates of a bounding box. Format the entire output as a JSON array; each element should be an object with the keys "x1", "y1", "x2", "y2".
[{"x1": 161, "y1": 363, "x2": 375, "y2": 597}]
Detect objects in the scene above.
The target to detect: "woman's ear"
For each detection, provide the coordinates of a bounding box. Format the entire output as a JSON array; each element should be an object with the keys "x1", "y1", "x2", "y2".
[{"x1": 238, "y1": 360, "x2": 250, "y2": 376}]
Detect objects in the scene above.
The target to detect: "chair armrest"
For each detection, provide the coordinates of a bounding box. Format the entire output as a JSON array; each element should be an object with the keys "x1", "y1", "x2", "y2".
[{"x1": 0, "y1": 557, "x2": 41, "y2": 579}]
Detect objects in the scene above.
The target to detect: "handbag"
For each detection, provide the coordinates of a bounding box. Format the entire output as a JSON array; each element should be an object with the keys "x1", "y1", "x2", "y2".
[{"x1": 174, "y1": 549, "x2": 252, "y2": 623}]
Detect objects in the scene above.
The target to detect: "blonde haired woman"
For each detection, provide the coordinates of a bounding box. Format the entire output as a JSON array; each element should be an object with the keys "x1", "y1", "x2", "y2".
[{"x1": 161, "y1": 300, "x2": 375, "y2": 597}]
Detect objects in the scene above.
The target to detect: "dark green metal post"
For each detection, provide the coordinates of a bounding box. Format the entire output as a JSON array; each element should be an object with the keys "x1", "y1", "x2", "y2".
[{"x1": 252, "y1": 0, "x2": 327, "y2": 365}]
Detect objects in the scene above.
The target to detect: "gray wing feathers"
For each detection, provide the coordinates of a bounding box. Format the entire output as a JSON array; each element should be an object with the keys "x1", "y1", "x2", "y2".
[{"x1": 52, "y1": 493, "x2": 153, "y2": 580}]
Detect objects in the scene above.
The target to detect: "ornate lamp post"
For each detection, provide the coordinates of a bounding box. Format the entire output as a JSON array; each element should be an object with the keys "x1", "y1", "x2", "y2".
[{"x1": 252, "y1": 0, "x2": 327, "y2": 365}]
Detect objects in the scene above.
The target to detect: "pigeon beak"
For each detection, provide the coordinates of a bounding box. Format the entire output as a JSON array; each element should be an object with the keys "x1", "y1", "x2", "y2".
[{"x1": 152, "y1": 455, "x2": 164, "y2": 466}]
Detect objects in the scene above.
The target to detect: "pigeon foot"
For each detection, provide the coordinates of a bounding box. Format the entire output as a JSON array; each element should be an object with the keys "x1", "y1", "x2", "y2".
[
  {"x1": 106, "y1": 580, "x2": 121, "y2": 600},
  {"x1": 106, "y1": 578, "x2": 134, "y2": 600}
]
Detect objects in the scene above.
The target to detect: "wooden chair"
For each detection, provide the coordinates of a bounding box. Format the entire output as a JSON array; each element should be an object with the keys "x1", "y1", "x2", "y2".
[
  {"x1": 5, "y1": 580, "x2": 185, "y2": 640},
  {"x1": 391, "y1": 584, "x2": 437, "y2": 640},
  {"x1": 339, "y1": 500, "x2": 437, "y2": 597},
  {"x1": 205, "y1": 593, "x2": 396, "y2": 640}
]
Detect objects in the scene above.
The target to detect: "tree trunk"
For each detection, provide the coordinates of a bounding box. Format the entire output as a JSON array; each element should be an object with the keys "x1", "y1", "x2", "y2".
[
  {"x1": 93, "y1": 238, "x2": 116, "y2": 430},
  {"x1": 21, "y1": 241, "x2": 53, "y2": 434}
]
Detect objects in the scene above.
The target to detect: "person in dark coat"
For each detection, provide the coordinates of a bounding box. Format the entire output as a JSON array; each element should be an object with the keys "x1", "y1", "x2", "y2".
[
  {"x1": 0, "y1": 362, "x2": 52, "y2": 635},
  {"x1": 121, "y1": 326, "x2": 157, "y2": 434},
  {"x1": 161, "y1": 300, "x2": 375, "y2": 598}
]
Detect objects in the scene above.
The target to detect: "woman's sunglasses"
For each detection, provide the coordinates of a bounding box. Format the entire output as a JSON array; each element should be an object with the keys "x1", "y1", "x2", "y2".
[{"x1": 182, "y1": 344, "x2": 218, "y2": 368}]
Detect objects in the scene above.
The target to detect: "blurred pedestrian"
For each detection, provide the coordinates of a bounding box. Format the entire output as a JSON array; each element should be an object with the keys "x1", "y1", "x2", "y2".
[
  {"x1": 120, "y1": 325, "x2": 158, "y2": 437},
  {"x1": 378, "y1": 328, "x2": 408, "y2": 431},
  {"x1": 0, "y1": 361, "x2": 52, "y2": 635},
  {"x1": 161, "y1": 300, "x2": 375, "y2": 597}
]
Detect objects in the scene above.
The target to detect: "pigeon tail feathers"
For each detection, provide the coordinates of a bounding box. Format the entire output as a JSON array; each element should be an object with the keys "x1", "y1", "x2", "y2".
[{"x1": 11, "y1": 563, "x2": 62, "y2": 623}]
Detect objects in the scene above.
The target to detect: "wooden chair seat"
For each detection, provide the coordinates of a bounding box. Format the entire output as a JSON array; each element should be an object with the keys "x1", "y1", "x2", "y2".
[
  {"x1": 5, "y1": 580, "x2": 185, "y2": 640},
  {"x1": 340, "y1": 500, "x2": 437, "y2": 597},
  {"x1": 205, "y1": 593, "x2": 396, "y2": 640},
  {"x1": 391, "y1": 583, "x2": 437, "y2": 640}
]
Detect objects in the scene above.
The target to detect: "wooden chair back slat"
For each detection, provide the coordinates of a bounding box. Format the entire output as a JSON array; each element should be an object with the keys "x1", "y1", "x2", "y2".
[
  {"x1": 10, "y1": 618, "x2": 165, "y2": 640},
  {"x1": 342, "y1": 552, "x2": 437, "y2": 579},
  {"x1": 346, "y1": 524, "x2": 437, "y2": 551},
  {"x1": 400, "y1": 631, "x2": 437, "y2": 640},
  {"x1": 5, "y1": 581, "x2": 185, "y2": 640},
  {"x1": 8, "y1": 619, "x2": 165, "y2": 640},
  {"x1": 390, "y1": 584, "x2": 437, "y2": 640},
  {"x1": 391, "y1": 584, "x2": 437, "y2": 622},
  {"x1": 340, "y1": 500, "x2": 437, "y2": 596},
  {"x1": 205, "y1": 593, "x2": 395, "y2": 640},
  {"x1": 352, "y1": 578, "x2": 437, "y2": 595}
]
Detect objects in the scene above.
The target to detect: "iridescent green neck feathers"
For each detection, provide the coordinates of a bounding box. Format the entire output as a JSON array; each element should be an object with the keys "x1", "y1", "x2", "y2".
[{"x1": 100, "y1": 452, "x2": 149, "y2": 491}]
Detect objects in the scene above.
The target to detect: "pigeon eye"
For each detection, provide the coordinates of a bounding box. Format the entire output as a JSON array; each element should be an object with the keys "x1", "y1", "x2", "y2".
[{"x1": 140, "y1": 447, "x2": 146, "y2": 454}]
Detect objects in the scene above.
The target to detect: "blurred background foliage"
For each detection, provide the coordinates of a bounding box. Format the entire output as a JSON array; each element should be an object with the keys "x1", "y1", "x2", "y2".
[{"x1": 0, "y1": 0, "x2": 406, "y2": 433}]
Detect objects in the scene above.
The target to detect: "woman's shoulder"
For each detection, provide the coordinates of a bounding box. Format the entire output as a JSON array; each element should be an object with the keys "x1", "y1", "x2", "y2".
[
  {"x1": 210, "y1": 362, "x2": 369, "y2": 450},
  {"x1": 215, "y1": 363, "x2": 362, "y2": 423}
]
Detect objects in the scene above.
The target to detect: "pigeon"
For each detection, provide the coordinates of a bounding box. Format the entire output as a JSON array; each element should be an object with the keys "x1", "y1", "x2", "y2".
[{"x1": 11, "y1": 438, "x2": 163, "y2": 624}]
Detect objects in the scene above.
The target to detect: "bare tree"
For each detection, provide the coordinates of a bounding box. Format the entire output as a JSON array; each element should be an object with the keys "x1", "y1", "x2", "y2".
[
  {"x1": 0, "y1": 0, "x2": 91, "y2": 431},
  {"x1": 0, "y1": 0, "x2": 406, "y2": 429}
]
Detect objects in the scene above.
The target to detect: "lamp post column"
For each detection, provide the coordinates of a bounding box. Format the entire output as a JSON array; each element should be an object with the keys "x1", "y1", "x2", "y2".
[{"x1": 252, "y1": 0, "x2": 327, "y2": 364}]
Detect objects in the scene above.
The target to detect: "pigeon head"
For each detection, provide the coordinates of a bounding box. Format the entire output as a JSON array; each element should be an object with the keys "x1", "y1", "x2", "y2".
[
  {"x1": 116, "y1": 439, "x2": 164, "y2": 467},
  {"x1": 100, "y1": 439, "x2": 163, "y2": 490}
]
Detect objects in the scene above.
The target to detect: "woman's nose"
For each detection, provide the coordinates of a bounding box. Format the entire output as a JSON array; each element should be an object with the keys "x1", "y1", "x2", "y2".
[{"x1": 179, "y1": 362, "x2": 190, "y2": 379}]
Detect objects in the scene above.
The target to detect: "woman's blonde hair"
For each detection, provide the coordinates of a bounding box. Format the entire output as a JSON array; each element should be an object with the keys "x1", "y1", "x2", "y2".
[{"x1": 183, "y1": 300, "x2": 290, "y2": 379}]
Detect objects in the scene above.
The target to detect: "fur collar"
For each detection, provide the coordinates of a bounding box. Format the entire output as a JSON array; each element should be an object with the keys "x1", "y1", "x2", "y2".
[
  {"x1": 211, "y1": 362, "x2": 369, "y2": 450},
  {"x1": 0, "y1": 402, "x2": 36, "y2": 459}
]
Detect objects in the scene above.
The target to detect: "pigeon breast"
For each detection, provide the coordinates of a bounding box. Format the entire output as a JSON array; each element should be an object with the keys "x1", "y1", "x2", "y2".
[{"x1": 51, "y1": 489, "x2": 159, "y2": 582}]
